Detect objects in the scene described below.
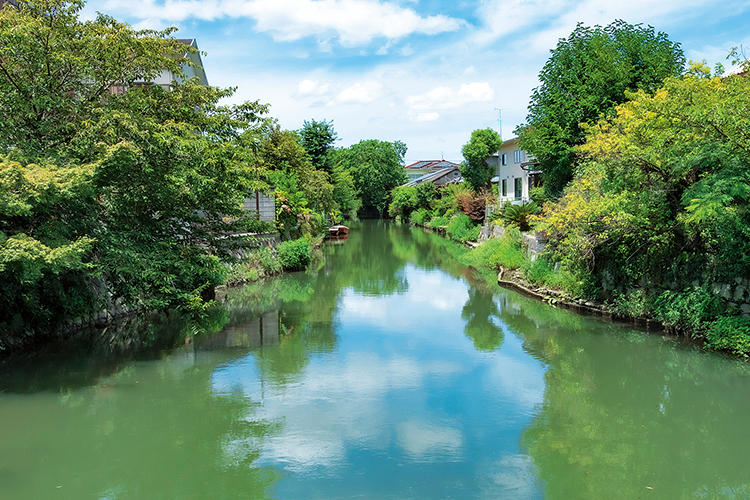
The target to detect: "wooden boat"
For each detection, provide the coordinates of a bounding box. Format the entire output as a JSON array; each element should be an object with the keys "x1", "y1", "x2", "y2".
[{"x1": 328, "y1": 225, "x2": 349, "y2": 237}]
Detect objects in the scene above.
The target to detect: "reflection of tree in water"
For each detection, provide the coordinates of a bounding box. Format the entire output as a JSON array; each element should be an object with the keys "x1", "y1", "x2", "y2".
[
  {"x1": 0, "y1": 344, "x2": 283, "y2": 499},
  {"x1": 461, "y1": 287, "x2": 504, "y2": 351},
  {"x1": 495, "y1": 294, "x2": 750, "y2": 499}
]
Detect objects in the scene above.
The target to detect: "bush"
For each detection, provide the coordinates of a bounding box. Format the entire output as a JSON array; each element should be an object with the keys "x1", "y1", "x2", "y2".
[
  {"x1": 465, "y1": 233, "x2": 524, "y2": 270},
  {"x1": 410, "y1": 208, "x2": 432, "y2": 226},
  {"x1": 705, "y1": 317, "x2": 750, "y2": 357},
  {"x1": 499, "y1": 201, "x2": 540, "y2": 231},
  {"x1": 277, "y1": 237, "x2": 313, "y2": 271},
  {"x1": 523, "y1": 257, "x2": 589, "y2": 297},
  {"x1": 651, "y1": 286, "x2": 723, "y2": 332},
  {"x1": 446, "y1": 212, "x2": 480, "y2": 243}
]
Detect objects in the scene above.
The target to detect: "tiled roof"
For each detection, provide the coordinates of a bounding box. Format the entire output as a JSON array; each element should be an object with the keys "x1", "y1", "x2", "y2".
[{"x1": 405, "y1": 160, "x2": 459, "y2": 169}]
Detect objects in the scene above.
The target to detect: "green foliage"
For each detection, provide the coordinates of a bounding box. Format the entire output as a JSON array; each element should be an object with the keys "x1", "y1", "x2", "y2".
[
  {"x1": 0, "y1": 1, "x2": 278, "y2": 345},
  {"x1": 0, "y1": 0, "x2": 194, "y2": 159},
  {"x1": 277, "y1": 238, "x2": 313, "y2": 271},
  {"x1": 409, "y1": 208, "x2": 432, "y2": 226},
  {"x1": 460, "y1": 128, "x2": 503, "y2": 191},
  {"x1": 445, "y1": 213, "x2": 480, "y2": 243},
  {"x1": 705, "y1": 317, "x2": 750, "y2": 357},
  {"x1": 332, "y1": 164, "x2": 361, "y2": 216},
  {"x1": 427, "y1": 213, "x2": 452, "y2": 229},
  {"x1": 651, "y1": 287, "x2": 723, "y2": 333},
  {"x1": 523, "y1": 257, "x2": 587, "y2": 297},
  {"x1": 541, "y1": 70, "x2": 750, "y2": 308},
  {"x1": 388, "y1": 182, "x2": 437, "y2": 221},
  {"x1": 464, "y1": 232, "x2": 525, "y2": 270},
  {"x1": 332, "y1": 139, "x2": 407, "y2": 218},
  {"x1": 516, "y1": 19, "x2": 685, "y2": 196},
  {"x1": 299, "y1": 119, "x2": 338, "y2": 173},
  {"x1": 499, "y1": 201, "x2": 540, "y2": 231}
]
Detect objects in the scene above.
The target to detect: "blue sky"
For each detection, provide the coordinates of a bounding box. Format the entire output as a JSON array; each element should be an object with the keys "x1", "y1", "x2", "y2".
[{"x1": 81, "y1": 0, "x2": 750, "y2": 164}]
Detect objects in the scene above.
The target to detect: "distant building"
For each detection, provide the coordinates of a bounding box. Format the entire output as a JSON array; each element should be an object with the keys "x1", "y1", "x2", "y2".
[
  {"x1": 405, "y1": 166, "x2": 462, "y2": 187},
  {"x1": 404, "y1": 159, "x2": 460, "y2": 182},
  {"x1": 0, "y1": 0, "x2": 21, "y2": 10},
  {"x1": 110, "y1": 38, "x2": 208, "y2": 95},
  {"x1": 486, "y1": 137, "x2": 541, "y2": 204}
]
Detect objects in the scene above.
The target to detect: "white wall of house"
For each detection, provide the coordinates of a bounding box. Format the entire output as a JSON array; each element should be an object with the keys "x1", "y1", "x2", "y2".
[
  {"x1": 147, "y1": 39, "x2": 209, "y2": 89},
  {"x1": 487, "y1": 137, "x2": 539, "y2": 204}
]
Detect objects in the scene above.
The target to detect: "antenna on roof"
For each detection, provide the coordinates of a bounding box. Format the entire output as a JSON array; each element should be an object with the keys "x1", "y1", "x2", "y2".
[
  {"x1": 494, "y1": 108, "x2": 503, "y2": 140},
  {"x1": 441, "y1": 151, "x2": 444, "y2": 161}
]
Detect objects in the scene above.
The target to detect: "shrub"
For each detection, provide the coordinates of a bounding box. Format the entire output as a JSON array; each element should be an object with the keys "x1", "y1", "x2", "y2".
[
  {"x1": 705, "y1": 317, "x2": 750, "y2": 357},
  {"x1": 523, "y1": 257, "x2": 588, "y2": 297},
  {"x1": 465, "y1": 232, "x2": 524, "y2": 270},
  {"x1": 446, "y1": 212, "x2": 481, "y2": 243},
  {"x1": 651, "y1": 287, "x2": 722, "y2": 332},
  {"x1": 499, "y1": 201, "x2": 540, "y2": 231},
  {"x1": 410, "y1": 208, "x2": 432, "y2": 226},
  {"x1": 277, "y1": 237, "x2": 312, "y2": 271}
]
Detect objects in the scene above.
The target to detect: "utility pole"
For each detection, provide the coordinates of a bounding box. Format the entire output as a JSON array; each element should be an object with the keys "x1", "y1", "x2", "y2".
[{"x1": 494, "y1": 108, "x2": 503, "y2": 140}]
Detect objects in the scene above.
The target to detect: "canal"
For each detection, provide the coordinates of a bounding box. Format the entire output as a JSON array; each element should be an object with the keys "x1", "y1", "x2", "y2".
[{"x1": 1, "y1": 220, "x2": 749, "y2": 499}]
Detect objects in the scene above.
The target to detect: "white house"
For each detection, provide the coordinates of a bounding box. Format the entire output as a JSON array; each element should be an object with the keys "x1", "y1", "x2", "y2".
[
  {"x1": 110, "y1": 39, "x2": 208, "y2": 94},
  {"x1": 486, "y1": 137, "x2": 541, "y2": 204}
]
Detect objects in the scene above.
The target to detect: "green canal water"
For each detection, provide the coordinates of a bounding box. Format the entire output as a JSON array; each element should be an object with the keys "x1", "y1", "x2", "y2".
[{"x1": 2, "y1": 220, "x2": 750, "y2": 499}]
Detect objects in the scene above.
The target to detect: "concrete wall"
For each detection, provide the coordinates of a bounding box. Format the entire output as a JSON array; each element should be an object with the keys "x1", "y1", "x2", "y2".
[{"x1": 243, "y1": 190, "x2": 275, "y2": 223}]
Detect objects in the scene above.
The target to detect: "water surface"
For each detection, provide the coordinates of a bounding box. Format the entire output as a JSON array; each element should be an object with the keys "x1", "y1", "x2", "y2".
[{"x1": 1, "y1": 220, "x2": 749, "y2": 499}]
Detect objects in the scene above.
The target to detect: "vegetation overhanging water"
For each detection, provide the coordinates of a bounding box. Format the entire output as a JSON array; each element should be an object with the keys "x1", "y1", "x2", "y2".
[{"x1": 1, "y1": 220, "x2": 750, "y2": 500}]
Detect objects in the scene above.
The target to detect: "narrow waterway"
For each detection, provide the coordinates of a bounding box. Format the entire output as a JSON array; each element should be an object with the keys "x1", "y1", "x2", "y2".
[{"x1": 2, "y1": 220, "x2": 750, "y2": 499}]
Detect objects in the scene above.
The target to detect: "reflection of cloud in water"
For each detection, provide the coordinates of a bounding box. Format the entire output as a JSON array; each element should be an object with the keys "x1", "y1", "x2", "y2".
[
  {"x1": 408, "y1": 271, "x2": 468, "y2": 311},
  {"x1": 263, "y1": 431, "x2": 347, "y2": 472},
  {"x1": 486, "y1": 354, "x2": 545, "y2": 411},
  {"x1": 226, "y1": 351, "x2": 465, "y2": 472},
  {"x1": 397, "y1": 419, "x2": 463, "y2": 462},
  {"x1": 479, "y1": 454, "x2": 541, "y2": 500},
  {"x1": 341, "y1": 294, "x2": 387, "y2": 318}
]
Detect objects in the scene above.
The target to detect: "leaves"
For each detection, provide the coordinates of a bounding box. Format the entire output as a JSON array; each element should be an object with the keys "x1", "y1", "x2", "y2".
[
  {"x1": 460, "y1": 128, "x2": 503, "y2": 192},
  {"x1": 516, "y1": 20, "x2": 685, "y2": 196}
]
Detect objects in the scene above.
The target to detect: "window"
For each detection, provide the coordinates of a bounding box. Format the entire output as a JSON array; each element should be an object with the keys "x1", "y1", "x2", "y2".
[
  {"x1": 514, "y1": 150, "x2": 524, "y2": 163},
  {"x1": 501, "y1": 179, "x2": 507, "y2": 197},
  {"x1": 501, "y1": 153, "x2": 507, "y2": 166},
  {"x1": 514, "y1": 177, "x2": 522, "y2": 199}
]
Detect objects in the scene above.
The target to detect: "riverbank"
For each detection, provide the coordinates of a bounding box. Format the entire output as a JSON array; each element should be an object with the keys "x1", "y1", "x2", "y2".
[{"x1": 410, "y1": 217, "x2": 749, "y2": 358}]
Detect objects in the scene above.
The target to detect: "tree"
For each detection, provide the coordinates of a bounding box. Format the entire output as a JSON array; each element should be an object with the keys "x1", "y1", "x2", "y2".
[
  {"x1": 539, "y1": 67, "x2": 750, "y2": 346},
  {"x1": 299, "y1": 119, "x2": 338, "y2": 173},
  {"x1": 516, "y1": 20, "x2": 685, "y2": 196},
  {"x1": 460, "y1": 128, "x2": 502, "y2": 192},
  {"x1": 332, "y1": 139, "x2": 407, "y2": 218},
  {"x1": 0, "y1": 0, "x2": 273, "y2": 345},
  {"x1": 0, "y1": 0, "x2": 192, "y2": 160}
]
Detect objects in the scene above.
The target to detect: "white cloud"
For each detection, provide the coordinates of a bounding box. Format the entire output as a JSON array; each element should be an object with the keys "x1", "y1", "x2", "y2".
[
  {"x1": 414, "y1": 112, "x2": 440, "y2": 122},
  {"x1": 106, "y1": 0, "x2": 464, "y2": 46},
  {"x1": 463, "y1": 65, "x2": 476, "y2": 75},
  {"x1": 295, "y1": 79, "x2": 331, "y2": 98},
  {"x1": 406, "y1": 82, "x2": 495, "y2": 110},
  {"x1": 400, "y1": 44, "x2": 415, "y2": 56},
  {"x1": 337, "y1": 81, "x2": 384, "y2": 104},
  {"x1": 377, "y1": 41, "x2": 393, "y2": 55}
]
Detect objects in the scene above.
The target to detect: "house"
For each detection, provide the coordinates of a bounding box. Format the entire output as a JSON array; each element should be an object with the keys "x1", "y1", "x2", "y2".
[
  {"x1": 110, "y1": 39, "x2": 208, "y2": 95},
  {"x1": 404, "y1": 160, "x2": 460, "y2": 182},
  {"x1": 486, "y1": 137, "x2": 541, "y2": 204},
  {"x1": 0, "y1": 0, "x2": 20, "y2": 9},
  {"x1": 405, "y1": 165, "x2": 462, "y2": 187}
]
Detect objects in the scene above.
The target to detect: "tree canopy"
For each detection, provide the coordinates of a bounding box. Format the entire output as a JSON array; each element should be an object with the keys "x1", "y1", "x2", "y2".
[
  {"x1": 0, "y1": 0, "x2": 272, "y2": 345},
  {"x1": 460, "y1": 128, "x2": 503, "y2": 192},
  {"x1": 332, "y1": 140, "x2": 407, "y2": 218},
  {"x1": 539, "y1": 66, "x2": 750, "y2": 349},
  {"x1": 516, "y1": 20, "x2": 685, "y2": 196},
  {"x1": 299, "y1": 119, "x2": 338, "y2": 173}
]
